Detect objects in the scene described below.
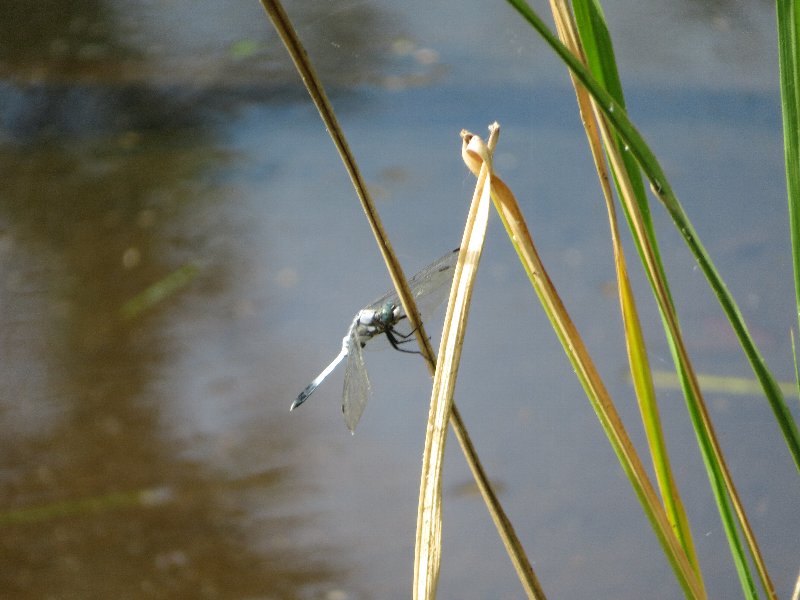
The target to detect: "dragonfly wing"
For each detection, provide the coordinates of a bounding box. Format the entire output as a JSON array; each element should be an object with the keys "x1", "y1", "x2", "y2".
[
  {"x1": 342, "y1": 325, "x2": 371, "y2": 432},
  {"x1": 365, "y1": 248, "x2": 459, "y2": 320}
]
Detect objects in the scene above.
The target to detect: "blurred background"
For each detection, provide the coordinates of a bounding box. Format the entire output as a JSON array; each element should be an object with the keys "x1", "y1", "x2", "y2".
[{"x1": 1, "y1": 0, "x2": 797, "y2": 598}]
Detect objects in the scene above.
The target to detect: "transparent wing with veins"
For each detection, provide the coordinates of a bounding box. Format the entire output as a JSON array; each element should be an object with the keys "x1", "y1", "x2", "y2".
[
  {"x1": 291, "y1": 248, "x2": 459, "y2": 432},
  {"x1": 364, "y1": 248, "x2": 459, "y2": 324},
  {"x1": 342, "y1": 322, "x2": 371, "y2": 432}
]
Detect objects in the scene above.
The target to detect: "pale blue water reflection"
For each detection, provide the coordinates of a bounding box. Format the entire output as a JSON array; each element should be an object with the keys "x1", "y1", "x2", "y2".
[{"x1": 0, "y1": 0, "x2": 797, "y2": 598}]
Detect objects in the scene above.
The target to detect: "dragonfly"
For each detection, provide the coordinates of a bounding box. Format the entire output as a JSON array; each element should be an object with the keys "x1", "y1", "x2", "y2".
[{"x1": 291, "y1": 248, "x2": 459, "y2": 432}]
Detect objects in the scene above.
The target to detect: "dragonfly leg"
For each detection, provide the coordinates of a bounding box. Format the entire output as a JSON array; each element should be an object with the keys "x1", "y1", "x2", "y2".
[
  {"x1": 387, "y1": 314, "x2": 420, "y2": 340},
  {"x1": 385, "y1": 328, "x2": 423, "y2": 354},
  {"x1": 391, "y1": 327, "x2": 417, "y2": 340}
]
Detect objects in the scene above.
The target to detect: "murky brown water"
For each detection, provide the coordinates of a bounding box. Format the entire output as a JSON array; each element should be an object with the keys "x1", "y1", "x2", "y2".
[
  {"x1": 2, "y1": 0, "x2": 799, "y2": 598},
  {"x1": 0, "y1": 132, "x2": 344, "y2": 596}
]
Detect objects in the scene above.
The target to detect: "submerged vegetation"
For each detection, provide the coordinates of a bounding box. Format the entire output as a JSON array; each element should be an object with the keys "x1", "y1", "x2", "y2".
[{"x1": 259, "y1": 0, "x2": 800, "y2": 598}]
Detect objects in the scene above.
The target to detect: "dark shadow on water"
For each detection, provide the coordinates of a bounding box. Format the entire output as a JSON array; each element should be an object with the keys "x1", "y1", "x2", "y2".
[
  {"x1": 0, "y1": 8, "x2": 407, "y2": 593},
  {"x1": 0, "y1": 0, "x2": 403, "y2": 142},
  {"x1": 0, "y1": 128, "x2": 346, "y2": 596}
]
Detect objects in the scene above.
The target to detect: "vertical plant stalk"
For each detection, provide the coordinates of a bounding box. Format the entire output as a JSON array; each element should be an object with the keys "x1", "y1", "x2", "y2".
[
  {"x1": 477, "y1": 158, "x2": 705, "y2": 599},
  {"x1": 793, "y1": 330, "x2": 800, "y2": 403},
  {"x1": 414, "y1": 129, "x2": 493, "y2": 600},
  {"x1": 414, "y1": 127, "x2": 545, "y2": 600},
  {"x1": 776, "y1": 0, "x2": 800, "y2": 382},
  {"x1": 551, "y1": 1, "x2": 774, "y2": 595},
  {"x1": 257, "y1": 2, "x2": 538, "y2": 596},
  {"x1": 506, "y1": 0, "x2": 784, "y2": 595},
  {"x1": 504, "y1": 0, "x2": 800, "y2": 477},
  {"x1": 549, "y1": 0, "x2": 702, "y2": 583}
]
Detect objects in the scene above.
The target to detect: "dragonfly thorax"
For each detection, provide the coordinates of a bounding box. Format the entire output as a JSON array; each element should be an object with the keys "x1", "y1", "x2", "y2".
[{"x1": 356, "y1": 302, "x2": 401, "y2": 332}]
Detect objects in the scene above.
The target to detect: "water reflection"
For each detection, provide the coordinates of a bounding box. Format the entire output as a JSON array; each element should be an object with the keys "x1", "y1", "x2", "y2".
[
  {"x1": 0, "y1": 0, "x2": 406, "y2": 595},
  {"x1": 0, "y1": 0, "x2": 406, "y2": 140},
  {"x1": 1, "y1": 0, "x2": 796, "y2": 597},
  {"x1": 0, "y1": 0, "x2": 122, "y2": 66},
  {"x1": 0, "y1": 129, "x2": 345, "y2": 595}
]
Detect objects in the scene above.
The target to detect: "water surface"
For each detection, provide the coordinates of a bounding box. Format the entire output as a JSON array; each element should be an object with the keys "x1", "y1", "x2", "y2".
[{"x1": 1, "y1": 1, "x2": 797, "y2": 598}]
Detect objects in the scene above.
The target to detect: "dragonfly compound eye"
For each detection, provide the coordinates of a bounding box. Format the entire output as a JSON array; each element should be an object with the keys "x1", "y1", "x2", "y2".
[{"x1": 378, "y1": 302, "x2": 395, "y2": 325}]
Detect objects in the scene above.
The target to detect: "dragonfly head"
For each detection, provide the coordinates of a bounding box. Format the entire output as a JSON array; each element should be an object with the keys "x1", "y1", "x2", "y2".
[{"x1": 377, "y1": 301, "x2": 398, "y2": 326}]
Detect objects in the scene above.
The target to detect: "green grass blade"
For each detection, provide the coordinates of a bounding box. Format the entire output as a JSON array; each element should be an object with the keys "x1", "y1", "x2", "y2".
[
  {"x1": 570, "y1": 0, "x2": 703, "y2": 583},
  {"x1": 485, "y1": 171, "x2": 705, "y2": 599},
  {"x1": 777, "y1": 0, "x2": 800, "y2": 339},
  {"x1": 651, "y1": 370, "x2": 800, "y2": 398},
  {"x1": 793, "y1": 330, "x2": 800, "y2": 404},
  {"x1": 0, "y1": 488, "x2": 171, "y2": 526},
  {"x1": 521, "y1": 1, "x2": 782, "y2": 595},
  {"x1": 120, "y1": 263, "x2": 198, "y2": 320},
  {"x1": 571, "y1": 1, "x2": 654, "y2": 246},
  {"x1": 507, "y1": 0, "x2": 800, "y2": 474}
]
